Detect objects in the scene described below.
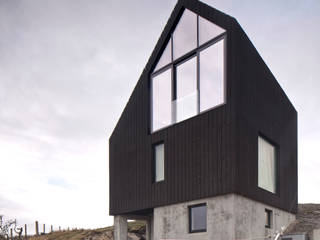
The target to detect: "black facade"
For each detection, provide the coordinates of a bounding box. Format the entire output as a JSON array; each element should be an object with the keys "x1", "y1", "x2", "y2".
[{"x1": 109, "y1": 0, "x2": 297, "y2": 216}]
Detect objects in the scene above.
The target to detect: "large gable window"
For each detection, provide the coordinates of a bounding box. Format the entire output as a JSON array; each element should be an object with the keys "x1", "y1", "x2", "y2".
[{"x1": 151, "y1": 9, "x2": 226, "y2": 132}]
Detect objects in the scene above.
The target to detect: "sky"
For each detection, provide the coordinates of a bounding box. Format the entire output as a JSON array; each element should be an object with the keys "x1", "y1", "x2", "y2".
[{"x1": 0, "y1": 0, "x2": 320, "y2": 233}]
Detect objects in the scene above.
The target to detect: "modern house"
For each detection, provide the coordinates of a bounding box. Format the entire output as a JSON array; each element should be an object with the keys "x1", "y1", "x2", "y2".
[{"x1": 109, "y1": 0, "x2": 298, "y2": 240}]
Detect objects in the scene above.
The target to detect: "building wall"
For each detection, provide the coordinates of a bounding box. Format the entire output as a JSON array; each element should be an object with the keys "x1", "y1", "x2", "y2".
[
  {"x1": 153, "y1": 194, "x2": 295, "y2": 240},
  {"x1": 311, "y1": 229, "x2": 320, "y2": 240},
  {"x1": 109, "y1": 0, "x2": 297, "y2": 216},
  {"x1": 109, "y1": 0, "x2": 237, "y2": 216},
  {"x1": 233, "y1": 23, "x2": 298, "y2": 213}
]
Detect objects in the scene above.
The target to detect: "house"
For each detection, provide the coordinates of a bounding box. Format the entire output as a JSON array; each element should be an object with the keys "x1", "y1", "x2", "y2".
[{"x1": 109, "y1": 0, "x2": 298, "y2": 240}]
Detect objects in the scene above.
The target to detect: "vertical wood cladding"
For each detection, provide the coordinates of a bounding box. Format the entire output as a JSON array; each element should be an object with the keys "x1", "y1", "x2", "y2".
[
  {"x1": 109, "y1": 0, "x2": 297, "y2": 215},
  {"x1": 233, "y1": 23, "x2": 298, "y2": 213}
]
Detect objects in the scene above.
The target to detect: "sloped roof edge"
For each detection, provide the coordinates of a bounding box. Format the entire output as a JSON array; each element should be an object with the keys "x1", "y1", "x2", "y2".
[{"x1": 109, "y1": 0, "x2": 238, "y2": 140}]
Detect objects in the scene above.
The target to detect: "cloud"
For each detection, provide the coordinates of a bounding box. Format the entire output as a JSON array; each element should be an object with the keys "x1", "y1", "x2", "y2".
[{"x1": 0, "y1": 0, "x2": 319, "y2": 232}]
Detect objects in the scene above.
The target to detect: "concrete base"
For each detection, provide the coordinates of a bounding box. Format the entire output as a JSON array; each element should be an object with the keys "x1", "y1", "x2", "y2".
[
  {"x1": 114, "y1": 214, "x2": 153, "y2": 240},
  {"x1": 312, "y1": 229, "x2": 320, "y2": 240},
  {"x1": 114, "y1": 215, "x2": 127, "y2": 240},
  {"x1": 153, "y1": 194, "x2": 295, "y2": 240}
]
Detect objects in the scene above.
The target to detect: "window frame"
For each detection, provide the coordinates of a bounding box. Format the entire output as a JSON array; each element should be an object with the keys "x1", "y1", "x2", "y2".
[
  {"x1": 257, "y1": 134, "x2": 279, "y2": 195},
  {"x1": 265, "y1": 208, "x2": 273, "y2": 228},
  {"x1": 152, "y1": 141, "x2": 165, "y2": 183},
  {"x1": 150, "y1": 12, "x2": 227, "y2": 133},
  {"x1": 188, "y1": 203, "x2": 207, "y2": 233}
]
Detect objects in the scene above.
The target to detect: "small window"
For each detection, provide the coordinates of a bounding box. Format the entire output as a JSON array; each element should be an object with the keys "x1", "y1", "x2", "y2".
[
  {"x1": 189, "y1": 204, "x2": 207, "y2": 233},
  {"x1": 258, "y1": 136, "x2": 277, "y2": 193},
  {"x1": 265, "y1": 209, "x2": 272, "y2": 228},
  {"x1": 154, "y1": 143, "x2": 164, "y2": 182}
]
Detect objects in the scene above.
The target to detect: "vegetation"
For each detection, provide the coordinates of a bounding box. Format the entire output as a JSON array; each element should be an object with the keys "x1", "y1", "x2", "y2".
[
  {"x1": 28, "y1": 221, "x2": 146, "y2": 240},
  {"x1": 0, "y1": 215, "x2": 20, "y2": 240}
]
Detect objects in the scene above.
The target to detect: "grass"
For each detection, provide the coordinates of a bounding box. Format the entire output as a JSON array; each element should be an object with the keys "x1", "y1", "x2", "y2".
[{"x1": 27, "y1": 221, "x2": 146, "y2": 240}]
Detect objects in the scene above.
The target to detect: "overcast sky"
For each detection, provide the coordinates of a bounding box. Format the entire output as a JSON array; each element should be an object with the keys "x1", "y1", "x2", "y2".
[{"x1": 0, "y1": 0, "x2": 320, "y2": 232}]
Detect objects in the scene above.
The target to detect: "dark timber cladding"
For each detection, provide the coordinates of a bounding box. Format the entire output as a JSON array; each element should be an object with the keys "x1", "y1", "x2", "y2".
[{"x1": 109, "y1": 0, "x2": 297, "y2": 215}]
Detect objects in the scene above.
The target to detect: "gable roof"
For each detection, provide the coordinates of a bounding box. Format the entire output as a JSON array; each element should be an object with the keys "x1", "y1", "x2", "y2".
[
  {"x1": 147, "y1": 0, "x2": 236, "y2": 75},
  {"x1": 110, "y1": 0, "x2": 238, "y2": 140},
  {"x1": 110, "y1": 0, "x2": 296, "y2": 139}
]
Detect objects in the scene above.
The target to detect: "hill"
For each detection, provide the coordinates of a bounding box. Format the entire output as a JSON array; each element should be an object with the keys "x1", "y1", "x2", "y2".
[{"x1": 28, "y1": 221, "x2": 145, "y2": 240}]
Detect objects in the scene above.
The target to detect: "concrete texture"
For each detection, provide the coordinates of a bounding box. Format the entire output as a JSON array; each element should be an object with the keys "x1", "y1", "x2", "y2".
[
  {"x1": 114, "y1": 215, "x2": 127, "y2": 240},
  {"x1": 153, "y1": 194, "x2": 295, "y2": 240},
  {"x1": 312, "y1": 229, "x2": 320, "y2": 240},
  {"x1": 282, "y1": 234, "x2": 308, "y2": 240},
  {"x1": 114, "y1": 215, "x2": 153, "y2": 240},
  {"x1": 146, "y1": 216, "x2": 154, "y2": 240}
]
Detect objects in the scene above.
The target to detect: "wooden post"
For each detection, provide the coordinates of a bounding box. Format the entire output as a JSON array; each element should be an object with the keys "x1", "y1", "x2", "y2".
[
  {"x1": 59, "y1": 226, "x2": 61, "y2": 231},
  {"x1": 43, "y1": 224, "x2": 45, "y2": 234},
  {"x1": 35, "y1": 221, "x2": 39, "y2": 236},
  {"x1": 24, "y1": 224, "x2": 27, "y2": 239},
  {"x1": 10, "y1": 228, "x2": 13, "y2": 240},
  {"x1": 51, "y1": 225, "x2": 53, "y2": 232}
]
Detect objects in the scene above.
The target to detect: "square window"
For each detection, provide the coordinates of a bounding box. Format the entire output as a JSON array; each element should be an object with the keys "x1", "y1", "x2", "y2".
[
  {"x1": 153, "y1": 143, "x2": 165, "y2": 182},
  {"x1": 265, "y1": 209, "x2": 272, "y2": 228},
  {"x1": 258, "y1": 136, "x2": 277, "y2": 193},
  {"x1": 189, "y1": 204, "x2": 207, "y2": 233}
]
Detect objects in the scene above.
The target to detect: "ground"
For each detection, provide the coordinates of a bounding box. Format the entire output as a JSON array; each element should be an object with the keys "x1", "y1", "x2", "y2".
[{"x1": 27, "y1": 221, "x2": 146, "y2": 240}]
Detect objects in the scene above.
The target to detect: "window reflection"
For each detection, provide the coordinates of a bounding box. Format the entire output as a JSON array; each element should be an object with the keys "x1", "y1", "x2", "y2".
[
  {"x1": 151, "y1": 8, "x2": 227, "y2": 132},
  {"x1": 190, "y1": 204, "x2": 207, "y2": 232},
  {"x1": 154, "y1": 38, "x2": 172, "y2": 72},
  {"x1": 200, "y1": 39, "x2": 225, "y2": 112},
  {"x1": 199, "y1": 16, "x2": 225, "y2": 45},
  {"x1": 173, "y1": 9, "x2": 197, "y2": 60},
  {"x1": 152, "y1": 69, "x2": 172, "y2": 131},
  {"x1": 175, "y1": 57, "x2": 198, "y2": 122}
]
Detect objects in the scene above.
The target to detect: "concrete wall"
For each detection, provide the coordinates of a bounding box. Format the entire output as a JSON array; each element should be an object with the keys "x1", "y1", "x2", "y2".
[
  {"x1": 153, "y1": 194, "x2": 295, "y2": 240},
  {"x1": 282, "y1": 234, "x2": 308, "y2": 240},
  {"x1": 312, "y1": 229, "x2": 320, "y2": 240}
]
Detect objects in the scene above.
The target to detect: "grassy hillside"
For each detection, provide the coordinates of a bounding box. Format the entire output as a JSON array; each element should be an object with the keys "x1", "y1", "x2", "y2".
[{"x1": 28, "y1": 221, "x2": 146, "y2": 240}]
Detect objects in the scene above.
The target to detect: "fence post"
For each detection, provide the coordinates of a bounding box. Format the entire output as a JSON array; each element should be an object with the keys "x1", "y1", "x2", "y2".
[
  {"x1": 43, "y1": 224, "x2": 45, "y2": 234},
  {"x1": 35, "y1": 221, "x2": 39, "y2": 236},
  {"x1": 10, "y1": 228, "x2": 13, "y2": 240},
  {"x1": 51, "y1": 225, "x2": 53, "y2": 232},
  {"x1": 24, "y1": 224, "x2": 27, "y2": 240}
]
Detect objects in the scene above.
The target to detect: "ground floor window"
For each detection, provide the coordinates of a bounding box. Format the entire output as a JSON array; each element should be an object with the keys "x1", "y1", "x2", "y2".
[
  {"x1": 189, "y1": 203, "x2": 207, "y2": 233},
  {"x1": 265, "y1": 209, "x2": 273, "y2": 228}
]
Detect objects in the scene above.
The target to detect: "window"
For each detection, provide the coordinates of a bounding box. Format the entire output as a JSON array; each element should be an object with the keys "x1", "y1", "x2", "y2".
[
  {"x1": 151, "y1": 70, "x2": 172, "y2": 131},
  {"x1": 265, "y1": 209, "x2": 272, "y2": 228},
  {"x1": 151, "y1": 9, "x2": 226, "y2": 132},
  {"x1": 189, "y1": 204, "x2": 207, "y2": 233},
  {"x1": 258, "y1": 136, "x2": 277, "y2": 193},
  {"x1": 154, "y1": 143, "x2": 164, "y2": 182},
  {"x1": 175, "y1": 56, "x2": 198, "y2": 122}
]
